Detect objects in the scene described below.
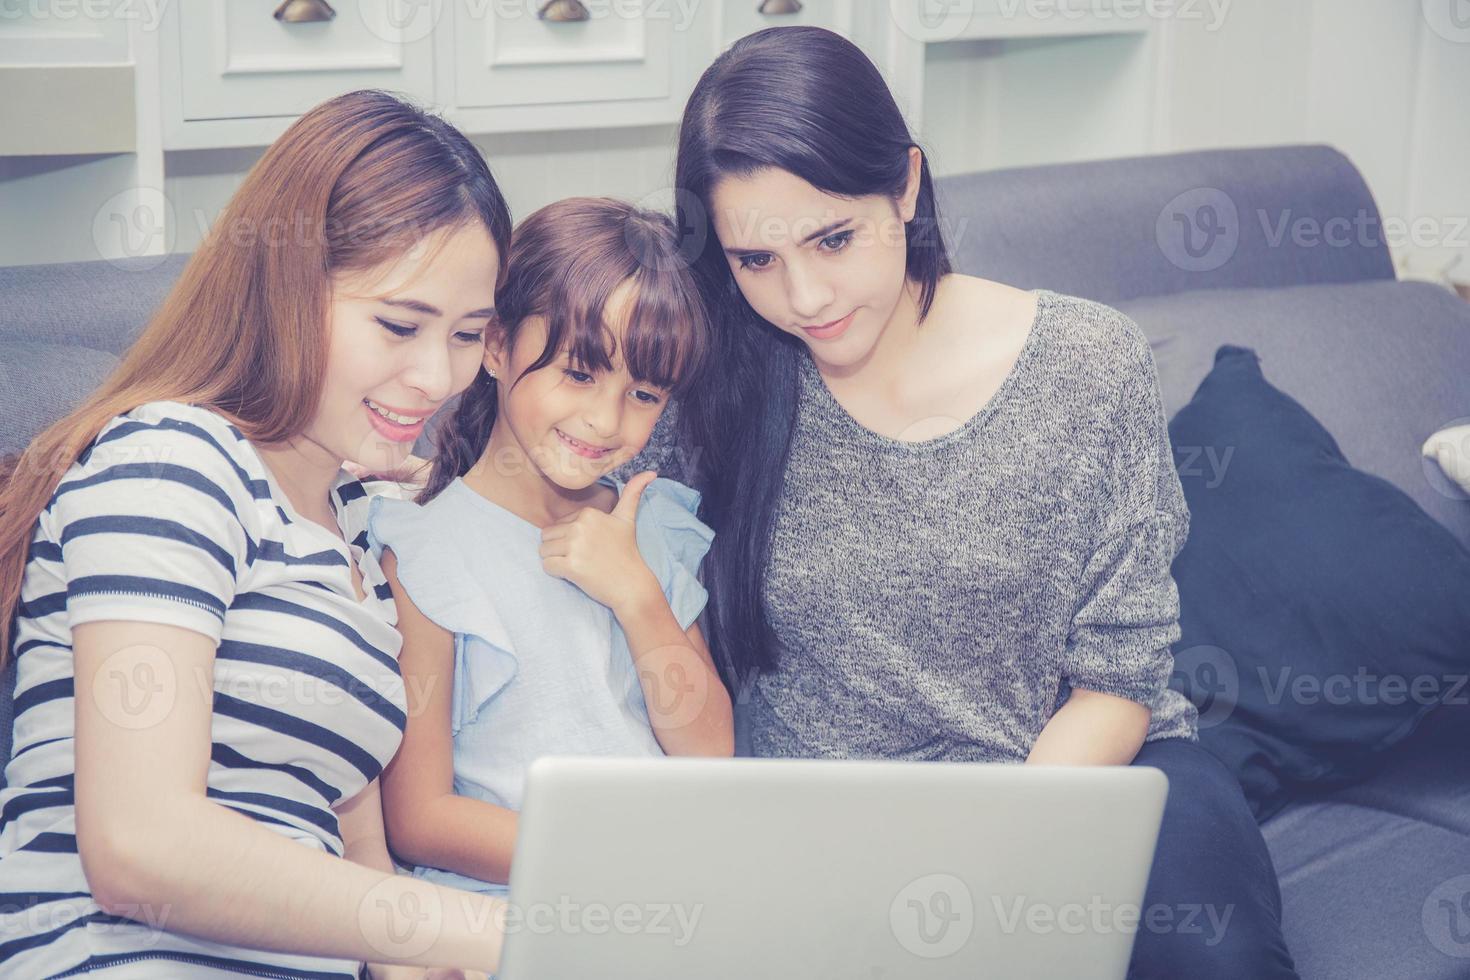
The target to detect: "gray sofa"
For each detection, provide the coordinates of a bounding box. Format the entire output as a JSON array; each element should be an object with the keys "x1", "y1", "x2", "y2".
[{"x1": 3, "y1": 145, "x2": 1467, "y2": 979}]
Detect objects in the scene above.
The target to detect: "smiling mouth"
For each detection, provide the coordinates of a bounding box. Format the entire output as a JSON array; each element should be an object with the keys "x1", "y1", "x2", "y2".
[
  {"x1": 555, "y1": 428, "x2": 613, "y2": 457},
  {"x1": 363, "y1": 399, "x2": 427, "y2": 426}
]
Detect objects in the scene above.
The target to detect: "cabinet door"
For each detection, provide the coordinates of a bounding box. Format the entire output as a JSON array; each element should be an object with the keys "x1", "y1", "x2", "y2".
[
  {"x1": 447, "y1": 0, "x2": 708, "y2": 132},
  {"x1": 164, "y1": 0, "x2": 435, "y2": 148}
]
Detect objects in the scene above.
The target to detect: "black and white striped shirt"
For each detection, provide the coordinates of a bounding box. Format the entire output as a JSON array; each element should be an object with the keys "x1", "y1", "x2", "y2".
[{"x1": 0, "y1": 401, "x2": 406, "y2": 978}]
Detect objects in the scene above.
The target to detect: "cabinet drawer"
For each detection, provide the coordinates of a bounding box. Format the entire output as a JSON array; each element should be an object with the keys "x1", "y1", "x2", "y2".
[
  {"x1": 170, "y1": 0, "x2": 434, "y2": 123},
  {"x1": 451, "y1": 0, "x2": 682, "y2": 111}
]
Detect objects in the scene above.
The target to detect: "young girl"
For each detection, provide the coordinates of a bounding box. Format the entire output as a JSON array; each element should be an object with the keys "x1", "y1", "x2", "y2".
[{"x1": 369, "y1": 197, "x2": 733, "y2": 899}]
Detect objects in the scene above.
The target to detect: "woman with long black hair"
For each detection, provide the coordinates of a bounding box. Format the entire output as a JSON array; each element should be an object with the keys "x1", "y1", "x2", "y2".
[{"x1": 620, "y1": 26, "x2": 1299, "y2": 979}]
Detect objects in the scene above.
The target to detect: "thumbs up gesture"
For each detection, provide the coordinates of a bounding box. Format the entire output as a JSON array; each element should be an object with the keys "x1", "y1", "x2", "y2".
[{"x1": 539, "y1": 470, "x2": 663, "y2": 613}]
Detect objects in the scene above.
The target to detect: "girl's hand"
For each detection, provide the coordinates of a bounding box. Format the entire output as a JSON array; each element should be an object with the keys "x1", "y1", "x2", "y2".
[
  {"x1": 423, "y1": 969, "x2": 491, "y2": 980},
  {"x1": 539, "y1": 470, "x2": 662, "y2": 613}
]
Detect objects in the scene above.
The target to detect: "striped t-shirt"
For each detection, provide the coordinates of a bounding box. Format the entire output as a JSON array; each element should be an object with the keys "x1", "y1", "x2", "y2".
[{"x1": 0, "y1": 401, "x2": 407, "y2": 978}]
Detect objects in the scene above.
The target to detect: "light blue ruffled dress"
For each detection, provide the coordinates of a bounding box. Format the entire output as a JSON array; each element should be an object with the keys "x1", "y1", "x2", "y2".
[{"x1": 365, "y1": 473, "x2": 714, "y2": 898}]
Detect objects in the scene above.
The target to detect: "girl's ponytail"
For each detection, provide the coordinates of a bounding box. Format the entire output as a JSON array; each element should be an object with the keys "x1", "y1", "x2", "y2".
[{"x1": 420, "y1": 368, "x2": 498, "y2": 503}]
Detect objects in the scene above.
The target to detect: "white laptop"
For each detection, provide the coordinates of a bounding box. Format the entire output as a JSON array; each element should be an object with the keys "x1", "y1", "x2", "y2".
[{"x1": 494, "y1": 756, "x2": 1168, "y2": 980}]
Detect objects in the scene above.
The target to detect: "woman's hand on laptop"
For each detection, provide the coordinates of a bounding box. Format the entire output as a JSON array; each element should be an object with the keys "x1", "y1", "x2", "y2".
[{"x1": 365, "y1": 962, "x2": 488, "y2": 979}]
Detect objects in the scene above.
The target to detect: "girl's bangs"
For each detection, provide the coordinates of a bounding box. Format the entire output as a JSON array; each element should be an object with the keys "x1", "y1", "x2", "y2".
[{"x1": 546, "y1": 267, "x2": 703, "y2": 396}]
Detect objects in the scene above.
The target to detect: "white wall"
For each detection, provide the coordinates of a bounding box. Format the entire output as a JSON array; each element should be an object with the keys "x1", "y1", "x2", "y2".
[
  {"x1": 158, "y1": 125, "x2": 681, "y2": 257},
  {"x1": 1405, "y1": 3, "x2": 1470, "y2": 284},
  {"x1": 3, "y1": 0, "x2": 1467, "y2": 281},
  {"x1": 917, "y1": 0, "x2": 1469, "y2": 284},
  {"x1": 1153, "y1": 0, "x2": 1455, "y2": 278}
]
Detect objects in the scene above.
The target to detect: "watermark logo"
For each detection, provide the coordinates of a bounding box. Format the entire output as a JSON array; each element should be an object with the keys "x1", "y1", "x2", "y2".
[
  {"x1": 1173, "y1": 444, "x2": 1235, "y2": 490},
  {"x1": 1422, "y1": 0, "x2": 1470, "y2": 43},
  {"x1": 359, "y1": 879, "x2": 445, "y2": 959},
  {"x1": 1170, "y1": 644, "x2": 1238, "y2": 729},
  {"x1": 1, "y1": 899, "x2": 174, "y2": 945},
  {"x1": 1156, "y1": 187, "x2": 1239, "y2": 273},
  {"x1": 92, "y1": 643, "x2": 178, "y2": 731},
  {"x1": 493, "y1": 896, "x2": 703, "y2": 943},
  {"x1": 1258, "y1": 666, "x2": 1468, "y2": 709},
  {"x1": 1424, "y1": 874, "x2": 1470, "y2": 958},
  {"x1": 0, "y1": 0, "x2": 167, "y2": 32},
  {"x1": 628, "y1": 185, "x2": 708, "y2": 273},
  {"x1": 994, "y1": 0, "x2": 1231, "y2": 31},
  {"x1": 1172, "y1": 644, "x2": 1468, "y2": 725},
  {"x1": 890, "y1": 873, "x2": 974, "y2": 958},
  {"x1": 994, "y1": 896, "x2": 1235, "y2": 945},
  {"x1": 889, "y1": 0, "x2": 977, "y2": 43},
  {"x1": 92, "y1": 187, "x2": 175, "y2": 269},
  {"x1": 359, "y1": 0, "x2": 446, "y2": 44},
  {"x1": 618, "y1": 643, "x2": 714, "y2": 733}
]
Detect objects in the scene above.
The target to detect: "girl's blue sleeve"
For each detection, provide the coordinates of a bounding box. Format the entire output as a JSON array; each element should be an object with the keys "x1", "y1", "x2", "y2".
[
  {"x1": 633, "y1": 477, "x2": 715, "y2": 631},
  {"x1": 367, "y1": 494, "x2": 520, "y2": 734}
]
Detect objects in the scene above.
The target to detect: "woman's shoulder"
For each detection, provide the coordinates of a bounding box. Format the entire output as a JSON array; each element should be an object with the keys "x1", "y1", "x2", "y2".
[
  {"x1": 946, "y1": 282, "x2": 1155, "y2": 413},
  {"x1": 44, "y1": 401, "x2": 271, "y2": 558},
  {"x1": 933, "y1": 276, "x2": 1154, "y2": 402},
  {"x1": 70, "y1": 399, "x2": 265, "y2": 496},
  {"x1": 99, "y1": 399, "x2": 248, "y2": 441},
  {"x1": 1031, "y1": 287, "x2": 1153, "y2": 371}
]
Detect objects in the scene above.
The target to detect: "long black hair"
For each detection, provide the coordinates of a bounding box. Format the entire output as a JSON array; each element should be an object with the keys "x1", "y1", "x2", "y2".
[
  {"x1": 674, "y1": 26, "x2": 953, "y2": 690},
  {"x1": 421, "y1": 197, "x2": 711, "y2": 503}
]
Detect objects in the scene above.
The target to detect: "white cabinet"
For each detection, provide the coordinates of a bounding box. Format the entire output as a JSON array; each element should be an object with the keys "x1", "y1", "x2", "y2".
[
  {"x1": 141, "y1": 0, "x2": 1167, "y2": 176},
  {"x1": 153, "y1": 0, "x2": 874, "y2": 148}
]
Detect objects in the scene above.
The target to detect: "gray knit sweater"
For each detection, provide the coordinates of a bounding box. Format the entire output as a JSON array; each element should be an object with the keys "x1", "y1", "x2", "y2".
[{"x1": 616, "y1": 288, "x2": 1198, "y2": 761}]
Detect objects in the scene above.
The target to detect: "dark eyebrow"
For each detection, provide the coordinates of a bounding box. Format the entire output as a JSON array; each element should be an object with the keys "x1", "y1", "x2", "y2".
[
  {"x1": 721, "y1": 219, "x2": 852, "y2": 257},
  {"x1": 381, "y1": 297, "x2": 496, "y2": 318},
  {"x1": 799, "y1": 219, "x2": 852, "y2": 245}
]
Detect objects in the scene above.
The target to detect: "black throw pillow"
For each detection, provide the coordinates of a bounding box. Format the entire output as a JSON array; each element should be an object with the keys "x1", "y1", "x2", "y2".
[{"x1": 1166, "y1": 345, "x2": 1470, "y2": 821}]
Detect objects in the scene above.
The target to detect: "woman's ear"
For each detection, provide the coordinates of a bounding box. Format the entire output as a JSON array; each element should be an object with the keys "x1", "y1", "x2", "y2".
[
  {"x1": 899, "y1": 146, "x2": 924, "y2": 224},
  {"x1": 483, "y1": 322, "x2": 508, "y2": 379}
]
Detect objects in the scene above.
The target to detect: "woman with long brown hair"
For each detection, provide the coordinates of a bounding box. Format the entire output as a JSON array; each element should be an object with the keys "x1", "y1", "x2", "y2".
[{"x1": 0, "y1": 90, "x2": 510, "y2": 978}]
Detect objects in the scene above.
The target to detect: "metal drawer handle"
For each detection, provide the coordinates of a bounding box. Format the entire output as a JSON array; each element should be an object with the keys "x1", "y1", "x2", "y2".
[
  {"x1": 273, "y1": 0, "x2": 336, "y2": 23},
  {"x1": 539, "y1": 0, "x2": 592, "y2": 21},
  {"x1": 759, "y1": 0, "x2": 803, "y2": 13}
]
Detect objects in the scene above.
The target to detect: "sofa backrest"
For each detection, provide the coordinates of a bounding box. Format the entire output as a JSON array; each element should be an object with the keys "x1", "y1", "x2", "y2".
[
  {"x1": 0, "y1": 144, "x2": 1404, "y2": 779},
  {"x1": 0, "y1": 253, "x2": 190, "y2": 457},
  {"x1": 937, "y1": 144, "x2": 1395, "y2": 305}
]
